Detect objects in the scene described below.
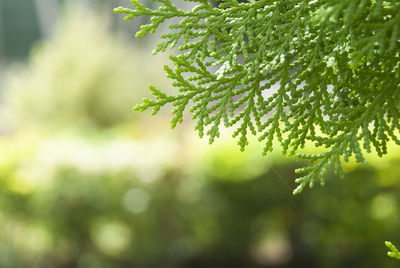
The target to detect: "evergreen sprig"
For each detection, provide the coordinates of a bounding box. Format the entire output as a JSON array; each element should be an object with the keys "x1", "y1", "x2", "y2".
[
  {"x1": 386, "y1": 241, "x2": 400, "y2": 260},
  {"x1": 114, "y1": 0, "x2": 400, "y2": 194}
]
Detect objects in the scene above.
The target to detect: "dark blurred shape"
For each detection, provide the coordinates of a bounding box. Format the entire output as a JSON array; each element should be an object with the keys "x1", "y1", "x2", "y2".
[{"x1": 0, "y1": 0, "x2": 41, "y2": 61}]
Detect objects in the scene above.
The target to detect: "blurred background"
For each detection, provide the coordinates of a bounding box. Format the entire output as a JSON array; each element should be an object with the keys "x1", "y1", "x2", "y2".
[{"x1": 0, "y1": 1, "x2": 399, "y2": 267}]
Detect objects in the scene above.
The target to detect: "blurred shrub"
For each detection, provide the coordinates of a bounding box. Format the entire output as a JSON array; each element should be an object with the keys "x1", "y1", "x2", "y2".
[
  {"x1": 1, "y1": 4, "x2": 170, "y2": 131},
  {"x1": 0, "y1": 132, "x2": 398, "y2": 268}
]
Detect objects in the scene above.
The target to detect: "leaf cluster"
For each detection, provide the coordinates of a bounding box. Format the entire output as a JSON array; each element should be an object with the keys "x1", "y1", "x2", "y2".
[{"x1": 114, "y1": 0, "x2": 400, "y2": 194}]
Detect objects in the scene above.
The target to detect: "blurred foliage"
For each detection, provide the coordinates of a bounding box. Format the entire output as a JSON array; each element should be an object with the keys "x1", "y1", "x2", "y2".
[
  {"x1": 0, "y1": 131, "x2": 400, "y2": 268},
  {"x1": 0, "y1": 2, "x2": 398, "y2": 268},
  {"x1": 1, "y1": 4, "x2": 170, "y2": 131}
]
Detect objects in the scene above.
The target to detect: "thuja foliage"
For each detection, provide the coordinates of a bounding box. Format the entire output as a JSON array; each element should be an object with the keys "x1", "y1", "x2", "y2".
[
  {"x1": 114, "y1": 0, "x2": 400, "y2": 194},
  {"x1": 386, "y1": 241, "x2": 400, "y2": 260}
]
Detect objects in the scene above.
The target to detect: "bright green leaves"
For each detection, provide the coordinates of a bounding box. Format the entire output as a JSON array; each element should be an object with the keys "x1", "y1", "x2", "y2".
[
  {"x1": 133, "y1": 84, "x2": 172, "y2": 115},
  {"x1": 386, "y1": 241, "x2": 400, "y2": 260},
  {"x1": 116, "y1": 0, "x2": 400, "y2": 194}
]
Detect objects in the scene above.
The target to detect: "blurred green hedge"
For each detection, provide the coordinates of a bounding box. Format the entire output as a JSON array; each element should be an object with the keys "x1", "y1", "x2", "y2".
[{"x1": 0, "y1": 131, "x2": 399, "y2": 268}]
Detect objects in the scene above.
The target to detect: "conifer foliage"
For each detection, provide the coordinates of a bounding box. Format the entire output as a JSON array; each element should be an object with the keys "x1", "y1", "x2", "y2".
[
  {"x1": 386, "y1": 241, "x2": 400, "y2": 260},
  {"x1": 114, "y1": 0, "x2": 400, "y2": 194}
]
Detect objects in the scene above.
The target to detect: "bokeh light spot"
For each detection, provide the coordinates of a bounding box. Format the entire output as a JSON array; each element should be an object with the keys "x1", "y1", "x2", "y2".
[
  {"x1": 91, "y1": 221, "x2": 131, "y2": 257},
  {"x1": 371, "y1": 194, "x2": 397, "y2": 220},
  {"x1": 122, "y1": 188, "x2": 151, "y2": 214}
]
